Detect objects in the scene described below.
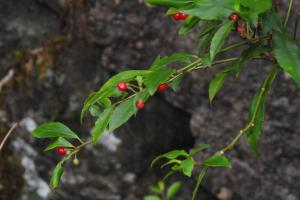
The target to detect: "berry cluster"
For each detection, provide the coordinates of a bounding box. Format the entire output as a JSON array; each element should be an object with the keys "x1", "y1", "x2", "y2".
[
  {"x1": 117, "y1": 82, "x2": 169, "y2": 109},
  {"x1": 229, "y1": 12, "x2": 246, "y2": 34},
  {"x1": 172, "y1": 12, "x2": 189, "y2": 21}
]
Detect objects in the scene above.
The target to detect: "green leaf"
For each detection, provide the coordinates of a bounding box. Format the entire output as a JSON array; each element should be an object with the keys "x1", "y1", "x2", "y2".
[
  {"x1": 150, "y1": 53, "x2": 195, "y2": 70},
  {"x1": 273, "y1": 31, "x2": 300, "y2": 87},
  {"x1": 192, "y1": 166, "x2": 208, "y2": 200},
  {"x1": 179, "y1": 17, "x2": 201, "y2": 35},
  {"x1": 231, "y1": 43, "x2": 268, "y2": 76},
  {"x1": 145, "y1": 67, "x2": 175, "y2": 95},
  {"x1": 146, "y1": 0, "x2": 193, "y2": 8},
  {"x1": 50, "y1": 162, "x2": 64, "y2": 189},
  {"x1": 98, "y1": 98, "x2": 112, "y2": 107},
  {"x1": 169, "y1": 75, "x2": 182, "y2": 92},
  {"x1": 32, "y1": 122, "x2": 79, "y2": 140},
  {"x1": 198, "y1": 34, "x2": 213, "y2": 55},
  {"x1": 92, "y1": 106, "x2": 114, "y2": 144},
  {"x1": 262, "y1": 11, "x2": 283, "y2": 34},
  {"x1": 166, "y1": 7, "x2": 179, "y2": 15},
  {"x1": 44, "y1": 137, "x2": 74, "y2": 151},
  {"x1": 81, "y1": 70, "x2": 150, "y2": 122},
  {"x1": 151, "y1": 150, "x2": 189, "y2": 167},
  {"x1": 203, "y1": 154, "x2": 231, "y2": 168},
  {"x1": 108, "y1": 89, "x2": 150, "y2": 133},
  {"x1": 108, "y1": 97, "x2": 137, "y2": 132},
  {"x1": 166, "y1": 182, "x2": 181, "y2": 200},
  {"x1": 150, "y1": 182, "x2": 164, "y2": 194},
  {"x1": 198, "y1": 21, "x2": 221, "y2": 38},
  {"x1": 210, "y1": 21, "x2": 234, "y2": 61},
  {"x1": 161, "y1": 159, "x2": 182, "y2": 169},
  {"x1": 247, "y1": 93, "x2": 265, "y2": 154},
  {"x1": 181, "y1": 157, "x2": 195, "y2": 177},
  {"x1": 209, "y1": 70, "x2": 228, "y2": 102},
  {"x1": 247, "y1": 67, "x2": 278, "y2": 154},
  {"x1": 158, "y1": 181, "x2": 165, "y2": 192},
  {"x1": 180, "y1": 0, "x2": 237, "y2": 20},
  {"x1": 144, "y1": 195, "x2": 161, "y2": 200},
  {"x1": 240, "y1": 0, "x2": 272, "y2": 23},
  {"x1": 190, "y1": 144, "x2": 210, "y2": 155},
  {"x1": 89, "y1": 104, "x2": 103, "y2": 117}
]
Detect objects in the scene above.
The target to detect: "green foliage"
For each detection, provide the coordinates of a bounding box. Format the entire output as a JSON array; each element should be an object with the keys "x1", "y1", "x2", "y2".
[
  {"x1": 108, "y1": 97, "x2": 138, "y2": 132},
  {"x1": 247, "y1": 67, "x2": 278, "y2": 154},
  {"x1": 203, "y1": 154, "x2": 231, "y2": 168},
  {"x1": 273, "y1": 31, "x2": 300, "y2": 86},
  {"x1": 32, "y1": 1, "x2": 300, "y2": 199},
  {"x1": 50, "y1": 162, "x2": 64, "y2": 189},
  {"x1": 144, "y1": 181, "x2": 181, "y2": 200},
  {"x1": 180, "y1": 0, "x2": 237, "y2": 20},
  {"x1": 189, "y1": 144, "x2": 210, "y2": 155},
  {"x1": 80, "y1": 70, "x2": 150, "y2": 122},
  {"x1": 92, "y1": 106, "x2": 114, "y2": 144},
  {"x1": 166, "y1": 182, "x2": 181, "y2": 200},
  {"x1": 239, "y1": 0, "x2": 272, "y2": 23},
  {"x1": 210, "y1": 21, "x2": 234, "y2": 62},
  {"x1": 145, "y1": 66, "x2": 175, "y2": 95},
  {"x1": 44, "y1": 137, "x2": 74, "y2": 151},
  {"x1": 33, "y1": 122, "x2": 79, "y2": 140},
  {"x1": 209, "y1": 70, "x2": 228, "y2": 102}
]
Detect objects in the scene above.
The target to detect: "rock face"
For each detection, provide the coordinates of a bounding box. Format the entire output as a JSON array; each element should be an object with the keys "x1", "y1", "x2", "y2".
[{"x1": 0, "y1": 0, "x2": 299, "y2": 200}]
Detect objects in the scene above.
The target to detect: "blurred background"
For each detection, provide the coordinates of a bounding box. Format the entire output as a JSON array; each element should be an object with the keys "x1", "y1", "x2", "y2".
[{"x1": 0, "y1": 0, "x2": 299, "y2": 200}]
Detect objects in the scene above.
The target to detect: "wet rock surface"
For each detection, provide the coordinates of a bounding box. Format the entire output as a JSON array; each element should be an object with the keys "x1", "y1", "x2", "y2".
[{"x1": 0, "y1": 0, "x2": 299, "y2": 200}]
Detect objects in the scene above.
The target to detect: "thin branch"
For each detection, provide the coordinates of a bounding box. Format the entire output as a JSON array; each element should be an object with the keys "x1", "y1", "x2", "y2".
[
  {"x1": 284, "y1": 0, "x2": 294, "y2": 27},
  {"x1": 0, "y1": 69, "x2": 14, "y2": 92},
  {"x1": 0, "y1": 123, "x2": 18, "y2": 151},
  {"x1": 219, "y1": 66, "x2": 278, "y2": 154}
]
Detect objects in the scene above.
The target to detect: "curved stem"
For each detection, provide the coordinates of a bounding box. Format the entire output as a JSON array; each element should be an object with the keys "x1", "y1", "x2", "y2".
[
  {"x1": 192, "y1": 166, "x2": 208, "y2": 200},
  {"x1": 285, "y1": 0, "x2": 294, "y2": 27},
  {"x1": 294, "y1": 7, "x2": 300, "y2": 39},
  {"x1": 219, "y1": 66, "x2": 278, "y2": 154}
]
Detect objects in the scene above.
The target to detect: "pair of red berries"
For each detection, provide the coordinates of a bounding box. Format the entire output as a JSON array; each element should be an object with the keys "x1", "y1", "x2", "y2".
[
  {"x1": 117, "y1": 82, "x2": 169, "y2": 109},
  {"x1": 228, "y1": 13, "x2": 245, "y2": 34},
  {"x1": 118, "y1": 81, "x2": 145, "y2": 109},
  {"x1": 172, "y1": 12, "x2": 189, "y2": 20},
  {"x1": 118, "y1": 82, "x2": 169, "y2": 93}
]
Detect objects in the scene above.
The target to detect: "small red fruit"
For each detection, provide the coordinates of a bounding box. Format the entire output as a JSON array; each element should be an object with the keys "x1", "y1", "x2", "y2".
[
  {"x1": 118, "y1": 81, "x2": 127, "y2": 92},
  {"x1": 172, "y1": 13, "x2": 181, "y2": 20},
  {"x1": 179, "y1": 13, "x2": 189, "y2": 20},
  {"x1": 157, "y1": 83, "x2": 168, "y2": 92},
  {"x1": 229, "y1": 13, "x2": 240, "y2": 22},
  {"x1": 237, "y1": 25, "x2": 246, "y2": 34},
  {"x1": 135, "y1": 100, "x2": 145, "y2": 109},
  {"x1": 56, "y1": 147, "x2": 66, "y2": 156}
]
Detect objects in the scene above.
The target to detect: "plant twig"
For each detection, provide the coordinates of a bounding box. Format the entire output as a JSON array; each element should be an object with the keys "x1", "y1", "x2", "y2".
[
  {"x1": 0, "y1": 69, "x2": 14, "y2": 92},
  {"x1": 219, "y1": 66, "x2": 278, "y2": 154},
  {"x1": 0, "y1": 123, "x2": 18, "y2": 151},
  {"x1": 294, "y1": 7, "x2": 300, "y2": 39},
  {"x1": 285, "y1": 0, "x2": 294, "y2": 27},
  {"x1": 192, "y1": 166, "x2": 208, "y2": 200}
]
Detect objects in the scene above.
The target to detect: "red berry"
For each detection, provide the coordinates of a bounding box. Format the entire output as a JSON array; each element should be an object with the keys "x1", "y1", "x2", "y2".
[
  {"x1": 237, "y1": 25, "x2": 245, "y2": 34},
  {"x1": 56, "y1": 147, "x2": 66, "y2": 156},
  {"x1": 229, "y1": 13, "x2": 240, "y2": 22},
  {"x1": 179, "y1": 13, "x2": 189, "y2": 20},
  {"x1": 118, "y1": 81, "x2": 127, "y2": 92},
  {"x1": 135, "y1": 100, "x2": 145, "y2": 109},
  {"x1": 157, "y1": 83, "x2": 168, "y2": 92},
  {"x1": 172, "y1": 13, "x2": 181, "y2": 20}
]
